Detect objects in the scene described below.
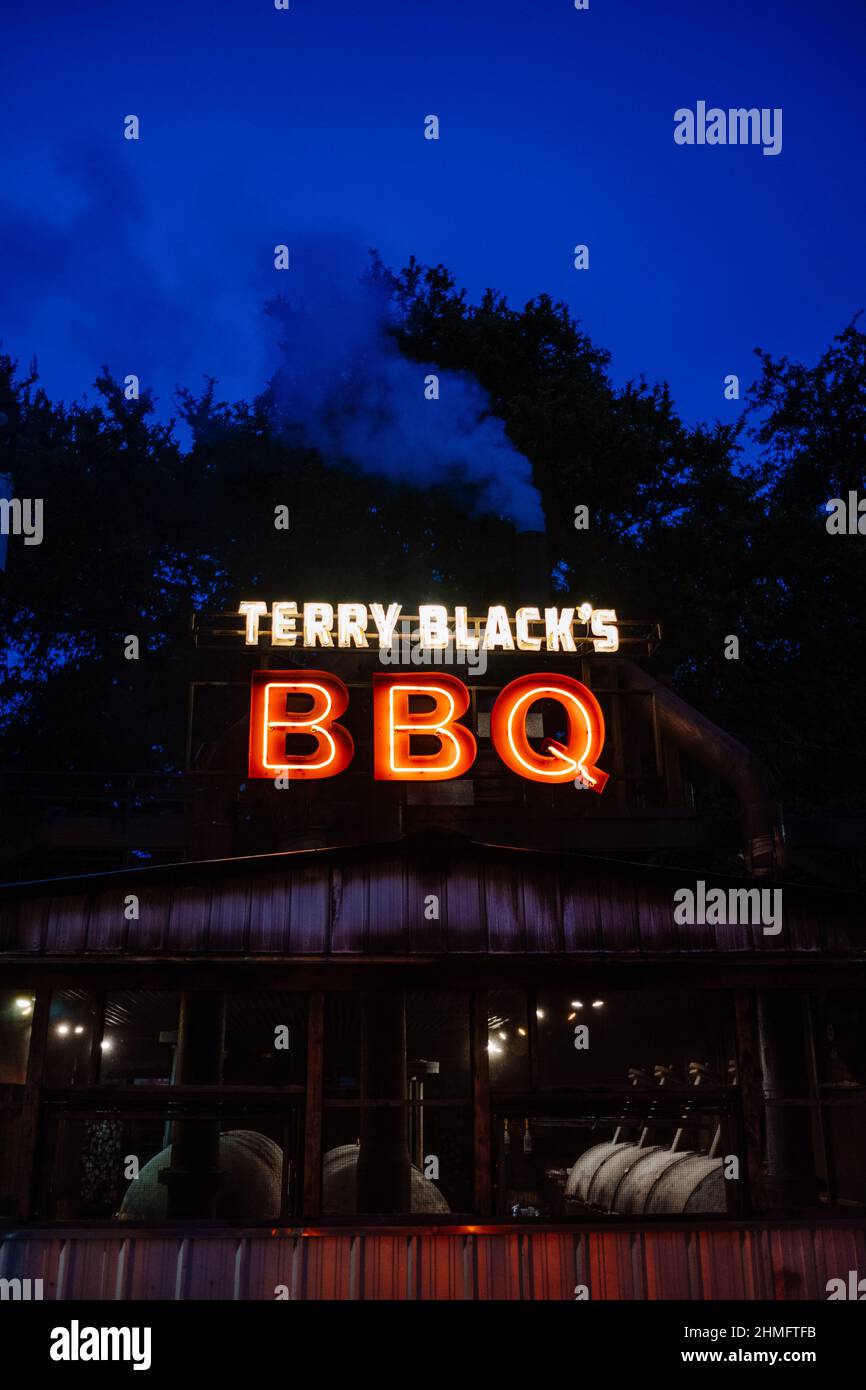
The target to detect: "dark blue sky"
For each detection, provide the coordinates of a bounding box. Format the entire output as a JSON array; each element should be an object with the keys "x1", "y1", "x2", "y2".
[{"x1": 2, "y1": 0, "x2": 864, "y2": 434}]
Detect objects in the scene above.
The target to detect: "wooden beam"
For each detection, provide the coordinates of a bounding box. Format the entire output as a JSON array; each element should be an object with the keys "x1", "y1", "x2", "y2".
[
  {"x1": 472, "y1": 991, "x2": 492, "y2": 1216},
  {"x1": 734, "y1": 990, "x2": 765, "y2": 1213},
  {"x1": 302, "y1": 992, "x2": 324, "y2": 1218},
  {"x1": 14, "y1": 988, "x2": 51, "y2": 1218}
]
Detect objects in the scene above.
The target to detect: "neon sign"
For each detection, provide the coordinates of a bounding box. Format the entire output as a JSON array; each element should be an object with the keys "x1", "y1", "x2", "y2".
[
  {"x1": 248, "y1": 671, "x2": 354, "y2": 780},
  {"x1": 238, "y1": 601, "x2": 619, "y2": 653},
  {"x1": 249, "y1": 671, "x2": 608, "y2": 789},
  {"x1": 372, "y1": 674, "x2": 477, "y2": 781}
]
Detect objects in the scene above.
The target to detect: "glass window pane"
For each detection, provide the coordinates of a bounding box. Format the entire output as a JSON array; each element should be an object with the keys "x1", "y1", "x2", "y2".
[
  {"x1": 325, "y1": 993, "x2": 361, "y2": 1098},
  {"x1": 321, "y1": 1106, "x2": 469, "y2": 1215},
  {"x1": 35, "y1": 1109, "x2": 297, "y2": 1221},
  {"x1": 487, "y1": 990, "x2": 530, "y2": 1089},
  {"x1": 406, "y1": 991, "x2": 469, "y2": 1099},
  {"x1": 0, "y1": 1101, "x2": 26, "y2": 1217},
  {"x1": 415, "y1": 1107, "x2": 473, "y2": 1213},
  {"x1": 0, "y1": 990, "x2": 35, "y2": 1084},
  {"x1": 100, "y1": 991, "x2": 181, "y2": 1085},
  {"x1": 325, "y1": 991, "x2": 470, "y2": 1100},
  {"x1": 44, "y1": 989, "x2": 98, "y2": 1087},
  {"x1": 223, "y1": 992, "x2": 307, "y2": 1086},
  {"x1": 812, "y1": 992, "x2": 866, "y2": 1089},
  {"x1": 493, "y1": 1102, "x2": 734, "y2": 1220},
  {"x1": 535, "y1": 987, "x2": 735, "y2": 1090},
  {"x1": 823, "y1": 1102, "x2": 866, "y2": 1208}
]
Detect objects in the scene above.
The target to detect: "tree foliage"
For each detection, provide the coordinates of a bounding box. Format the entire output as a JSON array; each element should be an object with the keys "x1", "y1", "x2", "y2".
[{"x1": 1, "y1": 265, "x2": 863, "y2": 818}]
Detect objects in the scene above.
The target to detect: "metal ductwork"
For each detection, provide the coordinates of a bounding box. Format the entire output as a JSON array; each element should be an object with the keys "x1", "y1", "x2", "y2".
[{"x1": 616, "y1": 659, "x2": 785, "y2": 877}]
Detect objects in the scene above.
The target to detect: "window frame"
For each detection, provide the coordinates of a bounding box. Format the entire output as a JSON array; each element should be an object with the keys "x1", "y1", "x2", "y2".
[{"x1": 3, "y1": 976, "x2": 865, "y2": 1227}]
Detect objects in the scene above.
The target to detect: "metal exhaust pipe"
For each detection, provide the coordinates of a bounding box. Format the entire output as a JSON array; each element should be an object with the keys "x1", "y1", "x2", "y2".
[{"x1": 616, "y1": 658, "x2": 785, "y2": 877}]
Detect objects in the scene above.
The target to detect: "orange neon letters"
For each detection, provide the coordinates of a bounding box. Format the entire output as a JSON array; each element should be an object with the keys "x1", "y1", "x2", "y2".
[
  {"x1": 248, "y1": 670, "x2": 608, "y2": 789},
  {"x1": 248, "y1": 670, "x2": 354, "y2": 779},
  {"x1": 490, "y1": 673, "x2": 609, "y2": 791},
  {"x1": 372, "y1": 673, "x2": 477, "y2": 781}
]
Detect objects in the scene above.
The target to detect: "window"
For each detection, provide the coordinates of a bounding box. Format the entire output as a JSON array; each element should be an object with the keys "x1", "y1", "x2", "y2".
[
  {"x1": 322, "y1": 991, "x2": 473, "y2": 1214},
  {"x1": 100, "y1": 992, "x2": 180, "y2": 1085},
  {"x1": 6, "y1": 980, "x2": 863, "y2": 1226},
  {"x1": 534, "y1": 986, "x2": 735, "y2": 1091},
  {"x1": 223, "y1": 993, "x2": 307, "y2": 1086},
  {"x1": 0, "y1": 992, "x2": 36, "y2": 1218},
  {"x1": 489, "y1": 988, "x2": 740, "y2": 1219},
  {"x1": 0, "y1": 991, "x2": 34, "y2": 1085},
  {"x1": 44, "y1": 990, "x2": 99, "y2": 1087},
  {"x1": 812, "y1": 992, "x2": 866, "y2": 1207},
  {"x1": 0, "y1": 1097, "x2": 27, "y2": 1219},
  {"x1": 32, "y1": 989, "x2": 306, "y2": 1222},
  {"x1": 492, "y1": 1097, "x2": 735, "y2": 1219},
  {"x1": 754, "y1": 992, "x2": 866, "y2": 1212},
  {"x1": 34, "y1": 1103, "x2": 300, "y2": 1221},
  {"x1": 487, "y1": 989, "x2": 530, "y2": 1089}
]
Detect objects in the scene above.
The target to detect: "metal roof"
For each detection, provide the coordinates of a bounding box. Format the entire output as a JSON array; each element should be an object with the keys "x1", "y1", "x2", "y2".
[{"x1": 1, "y1": 832, "x2": 862, "y2": 960}]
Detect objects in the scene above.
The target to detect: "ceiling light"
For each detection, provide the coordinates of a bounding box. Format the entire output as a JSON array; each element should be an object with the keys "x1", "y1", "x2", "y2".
[
  {"x1": 592, "y1": 1000, "x2": 604, "y2": 1009},
  {"x1": 57, "y1": 1024, "x2": 70, "y2": 1036}
]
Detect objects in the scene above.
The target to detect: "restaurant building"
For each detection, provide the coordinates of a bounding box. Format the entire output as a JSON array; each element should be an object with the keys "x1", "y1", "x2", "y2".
[{"x1": 1, "y1": 564, "x2": 865, "y2": 1300}]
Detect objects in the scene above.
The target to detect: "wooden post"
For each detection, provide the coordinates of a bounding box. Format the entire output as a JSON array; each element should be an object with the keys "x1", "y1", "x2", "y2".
[
  {"x1": 734, "y1": 990, "x2": 765, "y2": 1213},
  {"x1": 14, "y1": 988, "x2": 51, "y2": 1219},
  {"x1": 302, "y1": 992, "x2": 324, "y2": 1218},
  {"x1": 357, "y1": 991, "x2": 410, "y2": 1213},
  {"x1": 472, "y1": 991, "x2": 491, "y2": 1216},
  {"x1": 160, "y1": 991, "x2": 226, "y2": 1218}
]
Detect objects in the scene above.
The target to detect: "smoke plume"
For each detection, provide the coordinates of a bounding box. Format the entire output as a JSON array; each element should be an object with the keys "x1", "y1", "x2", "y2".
[{"x1": 266, "y1": 242, "x2": 544, "y2": 531}]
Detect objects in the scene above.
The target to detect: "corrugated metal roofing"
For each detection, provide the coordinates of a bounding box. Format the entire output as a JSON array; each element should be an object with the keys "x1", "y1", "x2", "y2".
[
  {"x1": 2, "y1": 1224, "x2": 863, "y2": 1299},
  {"x1": 0, "y1": 836, "x2": 862, "y2": 959}
]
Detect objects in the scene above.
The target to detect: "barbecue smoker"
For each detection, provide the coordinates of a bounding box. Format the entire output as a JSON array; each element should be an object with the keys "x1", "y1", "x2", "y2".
[{"x1": 566, "y1": 1063, "x2": 733, "y2": 1217}]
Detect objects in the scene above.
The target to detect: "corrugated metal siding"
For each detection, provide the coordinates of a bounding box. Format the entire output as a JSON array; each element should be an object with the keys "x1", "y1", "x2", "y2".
[
  {"x1": 2, "y1": 1226, "x2": 864, "y2": 1299},
  {"x1": 0, "y1": 843, "x2": 861, "y2": 957}
]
